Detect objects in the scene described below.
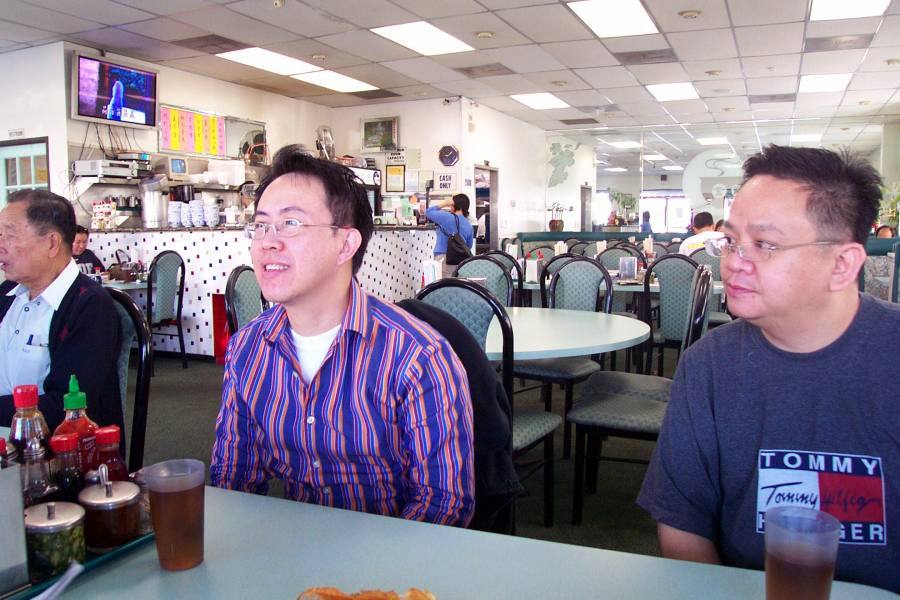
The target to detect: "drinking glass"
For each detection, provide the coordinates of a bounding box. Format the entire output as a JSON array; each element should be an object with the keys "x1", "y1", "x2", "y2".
[
  {"x1": 765, "y1": 506, "x2": 841, "y2": 600},
  {"x1": 144, "y1": 459, "x2": 205, "y2": 571}
]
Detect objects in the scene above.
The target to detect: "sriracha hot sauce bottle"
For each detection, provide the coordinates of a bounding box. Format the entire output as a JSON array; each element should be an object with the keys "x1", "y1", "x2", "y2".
[
  {"x1": 95, "y1": 425, "x2": 128, "y2": 481},
  {"x1": 53, "y1": 375, "x2": 99, "y2": 470}
]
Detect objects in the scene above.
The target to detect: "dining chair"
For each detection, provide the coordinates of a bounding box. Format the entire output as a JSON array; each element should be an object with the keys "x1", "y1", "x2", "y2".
[
  {"x1": 569, "y1": 241, "x2": 590, "y2": 256},
  {"x1": 538, "y1": 253, "x2": 578, "y2": 307},
  {"x1": 454, "y1": 254, "x2": 514, "y2": 307},
  {"x1": 147, "y1": 250, "x2": 188, "y2": 369},
  {"x1": 616, "y1": 242, "x2": 648, "y2": 268},
  {"x1": 689, "y1": 247, "x2": 732, "y2": 328},
  {"x1": 665, "y1": 240, "x2": 682, "y2": 253},
  {"x1": 107, "y1": 287, "x2": 152, "y2": 474},
  {"x1": 513, "y1": 256, "x2": 612, "y2": 459},
  {"x1": 525, "y1": 245, "x2": 555, "y2": 260},
  {"x1": 652, "y1": 242, "x2": 669, "y2": 257},
  {"x1": 481, "y1": 250, "x2": 524, "y2": 307},
  {"x1": 417, "y1": 278, "x2": 561, "y2": 527},
  {"x1": 640, "y1": 253, "x2": 700, "y2": 376},
  {"x1": 567, "y1": 266, "x2": 712, "y2": 525},
  {"x1": 595, "y1": 247, "x2": 641, "y2": 371},
  {"x1": 225, "y1": 265, "x2": 270, "y2": 335},
  {"x1": 115, "y1": 249, "x2": 131, "y2": 265},
  {"x1": 563, "y1": 237, "x2": 581, "y2": 249}
]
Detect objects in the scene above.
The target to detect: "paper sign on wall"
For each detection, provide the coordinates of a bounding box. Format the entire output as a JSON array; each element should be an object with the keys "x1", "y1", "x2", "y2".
[
  {"x1": 386, "y1": 147, "x2": 406, "y2": 165},
  {"x1": 436, "y1": 172, "x2": 457, "y2": 192},
  {"x1": 159, "y1": 105, "x2": 226, "y2": 156},
  {"x1": 405, "y1": 148, "x2": 421, "y2": 170}
]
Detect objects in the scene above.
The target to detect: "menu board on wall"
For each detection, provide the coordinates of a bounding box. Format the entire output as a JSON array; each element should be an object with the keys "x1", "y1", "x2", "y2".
[{"x1": 159, "y1": 105, "x2": 227, "y2": 157}]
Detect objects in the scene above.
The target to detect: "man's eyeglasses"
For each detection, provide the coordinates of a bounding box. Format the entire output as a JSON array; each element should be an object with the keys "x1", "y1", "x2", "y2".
[
  {"x1": 244, "y1": 218, "x2": 339, "y2": 240},
  {"x1": 704, "y1": 237, "x2": 840, "y2": 262}
]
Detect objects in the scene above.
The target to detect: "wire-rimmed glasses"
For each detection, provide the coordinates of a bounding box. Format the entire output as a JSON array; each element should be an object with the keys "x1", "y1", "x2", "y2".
[{"x1": 704, "y1": 237, "x2": 840, "y2": 262}]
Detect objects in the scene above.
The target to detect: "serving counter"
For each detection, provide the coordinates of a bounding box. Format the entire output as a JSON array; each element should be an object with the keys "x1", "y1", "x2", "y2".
[{"x1": 90, "y1": 225, "x2": 436, "y2": 357}]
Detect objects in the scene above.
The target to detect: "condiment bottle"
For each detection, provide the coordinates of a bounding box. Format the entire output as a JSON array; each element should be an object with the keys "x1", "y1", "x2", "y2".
[
  {"x1": 51, "y1": 433, "x2": 84, "y2": 503},
  {"x1": 53, "y1": 375, "x2": 99, "y2": 470},
  {"x1": 24, "y1": 501, "x2": 86, "y2": 583},
  {"x1": 0, "y1": 438, "x2": 13, "y2": 468},
  {"x1": 9, "y1": 384, "x2": 50, "y2": 460},
  {"x1": 21, "y1": 438, "x2": 57, "y2": 507},
  {"x1": 94, "y1": 426, "x2": 127, "y2": 482}
]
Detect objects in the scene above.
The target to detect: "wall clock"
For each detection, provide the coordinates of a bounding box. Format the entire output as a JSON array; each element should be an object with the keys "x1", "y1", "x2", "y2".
[{"x1": 439, "y1": 145, "x2": 459, "y2": 167}]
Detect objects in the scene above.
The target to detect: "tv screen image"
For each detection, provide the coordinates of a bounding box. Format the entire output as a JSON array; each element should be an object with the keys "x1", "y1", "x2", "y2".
[{"x1": 76, "y1": 55, "x2": 157, "y2": 127}]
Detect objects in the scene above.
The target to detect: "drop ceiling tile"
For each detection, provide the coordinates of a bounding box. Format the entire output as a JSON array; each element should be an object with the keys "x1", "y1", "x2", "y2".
[
  {"x1": 694, "y1": 78, "x2": 747, "y2": 96},
  {"x1": 539, "y1": 40, "x2": 619, "y2": 69},
  {"x1": 536, "y1": 107, "x2": 597, "y2": 119},
  {"x1": 801, "y1": 50, "x2": 867, "y2": 75},
  {"x1": 1, "y1": 0, "x2": 101, "y2": 33},
  {"x1": 488, "y1": 44, "x2": 566, "y2": 73},
  {"x1": 849, "y1": 70, "x2": 900, "y2": 89},
  {"x1": 704, "y1": 96, "x2": 751, "y2": 111},
  {"x1": 302, "y1": 0, "x2": 417, "y2": 29},
  {"x1": 746, "y1": 76, "x2": 798, "y2": 94},
  {"x1": 315, "y1": 30, "x2": 418, "y2": 63},
  {"x1": 619, "y1": 101, "x2": 669, "y2": 116},
  {"x1": 495, "y1": 4, "x2": 594, "y2": 43},
  {"x1": 554, "y1": 89, "x2": 612, "y2": 106},
  {"x1": 713, "y1": 110, "x2": 754, "y2": 121},
  {"x1": 24, "y1": 0, "x2": 153, "y2": 25},
  {"x1": 241, "y1": 75, "x2": 331, "y2": 97},
  {"x1": 664, "y1": 99, "x2": 709, "y2": 114},
  {"x1": 390, "y1": 0, "x2": 485, "y2": 19},
  {"x1": 387, "y1": 84, "x2": 446, "y2": 99},
  {"x1": 338, "y1": 63, "x2": 420, "y2": 88},
  {"x1": 668, "y1": 28, "x2": 737, "y2": 61},
  {"x1": 228, "y1": 0, "x2": 356, "y2": 37},
  {"x1": 627, "y1": 62, "x2": 690, "y2": 85},
  {"x1": 643, "y1": 0, "x2": 731, "y2": 32},
  {"x1": 0, "y1": 19, "x2": 54, "y2": 42},
  {"x1": 599, "y1": 86, "x2": 655, "y2": 103},
  {"x1": 310, "y1": 94, "x2": 369, "y2": 107},
  {"x1": 682, "y1": 58, "x2": 743, "y2": 80},
  {"x1": 575, "y1": 66, "x2": 638, "y2": 88},
  {"x1": 475, "y1": 73, "x2": 545, "y2": 94},
  {"x1": 113, "y1": 0, "x2": 211, "y2": 15},
  {"x1": 477, "y1": 95, "x2": 536, "y2": 112},
  {"x1": 752, "y1": 104, "x2": 795, "y2": 118},
  {"x1": 71, "y1": 27, "x2": 201, "y2": 60},
  {"x1": 599, "y1": 115, "x2": 640, "y2": 126},
  {"x1": 833, "y1": 104, "x2": 880, "y2": 116},
  {"x1": 120, "y1": 18, "x2": 208, "y2": 42},
  {"x1": 434, "y1": 78, "x2": 502, "y2": 97},
  {"x1": 429, "y1": 49, "x2": 503, "y2": 70},
  {"x1": 263, "y1": 39, "x2": 368, "y2": 70},
  {"x1": 682, "y1": 112, "x2": 714, "y2": 122},
  {"x1": 159, "y1": 54, "x2": 269, "y2": 82},
  {"x1": 872, "y1": 15, "x2": 900, "y2": 47},
  {"x1": 380, "y1": 57, "x2": 463, "y2": 84},
  {"x1": 812, "y1": 17, "x2": 883, "y2": 38},
  {"x1": 735, "y1": 23, "x2": 804, "y2": 57},
  {"x1": 741, "y1": 54, "x2": 801, "y2": 77},
  {"x1": 858, "y1": 46, "x2": 900, "y2": 71},
  {"x1": 601, "y1": 34, "x2": 669, "y2": 53},
  {"x1": 844, "y1": 89, "x2": 895, "y2": 105},
  {"x1": 432, "y1": 12, "x2": 531, "y2": 50},
  {"x1": 794, "y1": 92, "x2": 844, "y2": 108},
  {"x1": 170, "y1": 6, "x2": 300, "y2": 45},
  {"x1": 523, "y1": 69, "x2": 590, "y2": 91},
  {"x1": 727, "y1": 0, "x2": 807, "y2": 26}
]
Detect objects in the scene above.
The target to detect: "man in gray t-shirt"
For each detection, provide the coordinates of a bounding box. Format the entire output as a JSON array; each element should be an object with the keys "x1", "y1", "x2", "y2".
[{"x1": 637, "y1": 145, "x2": 900, "y2": 593}]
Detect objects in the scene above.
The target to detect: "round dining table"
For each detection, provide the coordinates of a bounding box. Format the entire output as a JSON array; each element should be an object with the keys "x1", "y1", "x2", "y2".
[{"x1": 485, "y1": 307, "x2": 650, "y2": 360}]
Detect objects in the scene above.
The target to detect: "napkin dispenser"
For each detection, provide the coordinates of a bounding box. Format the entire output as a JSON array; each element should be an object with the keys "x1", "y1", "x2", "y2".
[{"x1": 0, "y1": 466, "x2": 29, "y2": 596}]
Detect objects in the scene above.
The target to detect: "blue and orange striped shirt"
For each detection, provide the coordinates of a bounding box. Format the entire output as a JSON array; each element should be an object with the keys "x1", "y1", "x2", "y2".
[{"x1": 210, "y1": 279, "x2": 475, "y2": 526}]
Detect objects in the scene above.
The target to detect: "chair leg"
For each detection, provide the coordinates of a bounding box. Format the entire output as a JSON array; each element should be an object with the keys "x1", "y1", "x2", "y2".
[
  {"x1": 586, "y1": 433, "x2": 603, "y2": 494},
  {"x1": 644, "y1": 344, "x2": 653, "y2": 375},
  {"x1": 563, "y1": 383, "x2": 574, "y2": 459},
  {"x1": 177, "y1": 322, "x2": 188, "y2": 369},
  {"x1": 541, "y1": 383, "x2": 552, "y2": 412},
  {"x1": 543, "y1": 433, "x2": 554, "y2": 527},
  {"x1": 657, "y1": 344, "x2": 664, "y2": 377},
  {"x1": 572, "y1": 426, "x2": 586, "y2": 525}
]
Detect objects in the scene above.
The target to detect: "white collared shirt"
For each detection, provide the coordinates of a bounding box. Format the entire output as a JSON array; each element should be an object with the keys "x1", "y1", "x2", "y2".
[{"x1": 0, "y1": 260, "x2": 80, "y2": 395}]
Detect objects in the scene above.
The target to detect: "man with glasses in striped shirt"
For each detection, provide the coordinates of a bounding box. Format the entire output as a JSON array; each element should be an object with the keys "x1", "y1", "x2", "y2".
[{"x1": 211, "y1": 146, "x2": 475, "y2": 527}]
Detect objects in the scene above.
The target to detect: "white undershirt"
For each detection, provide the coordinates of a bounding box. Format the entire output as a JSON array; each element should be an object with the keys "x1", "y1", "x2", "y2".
[{"x1": 290, "y1": 324, "x2": 340, "y2": 383}]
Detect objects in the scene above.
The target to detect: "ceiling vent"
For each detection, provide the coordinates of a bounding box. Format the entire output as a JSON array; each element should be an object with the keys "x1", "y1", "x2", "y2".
[
  {"x1": 804, "y1": 34, "x2": 874, "y2": 53},
  {"x1": 749, "y1": 93, "x2": 797, "y2": 104},
  {"x1": 612, "y1": 48, "x2": 678, "y2": 65},
  {"x1": 350, "y1": 89, "x2": 401, "y2": 100},
  {"x1": 454, "y1": 63, "x2": 515, "y2": 78},
  {"x1": 171, "y1": 35, "x2": 247, "y2": 54},
  {"x1": 560, "y1": 118, "x2": 599, "y2": 125}
]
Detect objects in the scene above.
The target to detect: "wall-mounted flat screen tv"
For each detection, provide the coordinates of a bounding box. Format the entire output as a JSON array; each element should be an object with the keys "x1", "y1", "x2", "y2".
[{"x1": 72, "y1": 54, "x2": 158, "y2": 129}]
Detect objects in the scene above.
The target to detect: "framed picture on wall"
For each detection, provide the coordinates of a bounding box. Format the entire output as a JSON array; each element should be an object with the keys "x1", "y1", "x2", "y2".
[
  {"x1": 361, "y1": 116, "x2": 399, "y2": 152},
  {"x1": 385, "y1": 164, "x2": 405, "y2": 192}
]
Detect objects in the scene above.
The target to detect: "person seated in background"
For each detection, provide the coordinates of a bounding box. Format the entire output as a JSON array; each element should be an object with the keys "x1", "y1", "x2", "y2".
[
  {"x1": 72, "y1": 225, "x2": 105, "y2": 274},
  {"x1": 875, "y1": 224, "x2": 895, "y2": 238},
  {"x1": 715, "y1": 219, "x2": 725, "y2": 232},
  {"x1": 640, "y1": 210, "x2": 653, "y2": 233},
  {"x1": 678, "y1": 211, "x2": 722, "y2": 255},
  {"x1": 426, "y1": 193, "x2": 474, "y2": 278},
  {"x1": 606, "y1": 210, "x2": 618, "y2": 226},
  {"x1": 638, "y1": 145, "x2": 899, "y2": 592},
  {"x1": 0, "y1": 190, "x2": 123, "y2": 432},
  {"x1": 210, "y1": 147, "x2": 475, "y2": 527}
]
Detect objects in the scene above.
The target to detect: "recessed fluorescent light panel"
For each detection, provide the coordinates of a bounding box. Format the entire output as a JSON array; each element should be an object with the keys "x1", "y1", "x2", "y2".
[
  {"x1": 607, "y1": 140, "x2": 642, "y2": 149},
  {"x1": 662, "y1": 165, "x2": 684, "y2": 171},
  {"x1": 216, "y1": 47, "x2": 320, "y2": 75},
  {"x1": 604, "y1": 167, "x2": 628, "y2": 172},
  {"x1": 642, "y1": 154, "x2": 667, "y2": 161},
  {"x1": 568, "y1": 0, "x2": 658, "y2": 38},
  {"x1": 798, "y1": 73, "x2": 852, "y2": 93},
  {"x1": 292, "y1": 70, "x2": 377, "y2": 93},
  {"x1": 647, "y1": 82, "x2": 699, "y2": 102},
  {"x1": 371, "y1": 21, "x2": 474, "y2": 56},
  {"x1": 509, "y1": 93, "x2": 570, "y2": 109},
  {"x1": 696, "y1": 137, "x2": 729, "y2": 145},
  {"x1": 790, "y1": 133, "x2": 823, "y2": 143},
  {"x1": 810, "y1": 0, "x2": 889, "y2": 21}
]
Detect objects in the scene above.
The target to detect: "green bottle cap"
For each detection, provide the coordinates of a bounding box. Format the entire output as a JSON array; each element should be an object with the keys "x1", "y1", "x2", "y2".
[{"x1": 63, "y1": 375, "x2": 86, "y2": 410}]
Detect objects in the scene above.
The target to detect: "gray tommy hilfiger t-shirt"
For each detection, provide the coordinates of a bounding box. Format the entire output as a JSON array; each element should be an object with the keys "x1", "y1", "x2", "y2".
[{"x1": 638, "y1": 294, "x2": 900, "y2": 592}]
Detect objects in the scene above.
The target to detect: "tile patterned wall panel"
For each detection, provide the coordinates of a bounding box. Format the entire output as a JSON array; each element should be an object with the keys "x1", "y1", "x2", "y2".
[{"x1": 92, "y1": 227, "x2": 436, "y2": 356}]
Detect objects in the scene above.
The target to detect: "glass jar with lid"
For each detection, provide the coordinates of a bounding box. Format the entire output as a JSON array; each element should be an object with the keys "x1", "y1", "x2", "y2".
[
  {"x1": 24, "y1": 501, "x2": 86, "y2": 582},
  {"x1": 77, "y1": 464, "x2": 141, "y2": 549}
]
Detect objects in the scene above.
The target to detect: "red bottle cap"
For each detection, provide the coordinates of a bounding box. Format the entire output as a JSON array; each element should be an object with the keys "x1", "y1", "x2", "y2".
[
  {"x1": 13, "y1": 385, "x2": 39, "y2": 408},
  {"x1": 0, "y1": 438, "x2": 6, "y2": 456},
  {"x1": 50, "y1": 433, "x2": 79, "y2": 453},
  {"x1": 95, "y1": 425, "x2": 120, "y2": 445}
]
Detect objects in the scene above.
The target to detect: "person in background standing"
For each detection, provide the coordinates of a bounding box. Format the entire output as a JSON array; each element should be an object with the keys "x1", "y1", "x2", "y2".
[
  {"x1": 426, "y1": 193, "x2": 474, "y2": 278},
  {"x1": 72, "y1": 225, "x2": 105, "y2": 274},
  {"x1": 640, "y1": 211, "x2": 653, "y2": 233}
]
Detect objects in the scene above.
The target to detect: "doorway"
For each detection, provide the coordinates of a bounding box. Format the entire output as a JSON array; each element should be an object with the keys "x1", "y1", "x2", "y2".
[
  {"x1": 474, "y1": 165, "x2": 499, "y2": 252},
  {"x1": 580, "y1": 185, "x2": 592, "y2": 232}
]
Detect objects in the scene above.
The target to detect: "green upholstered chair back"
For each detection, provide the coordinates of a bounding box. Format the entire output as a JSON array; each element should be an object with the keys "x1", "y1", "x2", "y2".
[
  {"x1": 653, "y1": 242, "x2": 669, "y2": 257},
  {"x1": 645, "y1": 254, "x2": 700, "y2": 343},
  {"x1": 548, "y1": 256, "x2": 613, "y2": 313},
  {"x1": 225, "y1": 266, "x2": 268, "y2": 334},
  {"x1": 596, "y1": 247, "x2": 632, "y2": 271},
  {"x1": 148, "y1": 251, "x2": 184, "y2": 324},
  {"x1": 455, "y1": 255, "x2": 514, "y2": 306}
]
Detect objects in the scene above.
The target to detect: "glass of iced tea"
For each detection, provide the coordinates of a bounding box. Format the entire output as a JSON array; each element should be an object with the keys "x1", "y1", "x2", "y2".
[
  {"x1": 765, "y1": 506, "x2": 841, "y2": 600},
  {"x1": 144, "y1": 459, "x2": 205, "y2": 571}
]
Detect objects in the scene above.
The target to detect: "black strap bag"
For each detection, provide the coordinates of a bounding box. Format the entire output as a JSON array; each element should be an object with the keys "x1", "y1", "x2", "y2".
[{"x1": 443, "y1": 214, "x2": 472, "y2": 266}]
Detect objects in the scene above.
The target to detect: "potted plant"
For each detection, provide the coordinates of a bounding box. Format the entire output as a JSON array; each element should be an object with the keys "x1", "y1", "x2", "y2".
[{"x1": 547, "y1": 202, "x2": 570, "y2": 231}]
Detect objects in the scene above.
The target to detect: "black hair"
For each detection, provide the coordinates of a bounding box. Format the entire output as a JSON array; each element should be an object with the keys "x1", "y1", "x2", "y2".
[
  {"x1": 875, "y1": 225, "x2": 895, "y2": 238},
  {"x1": 742, "y1": 144, "x2": 882, "y2": 245},
  {"x1": 254, "y1": 145, "x2": 374, "y2": 274},
  {"x1": 693, "y1": 211, "x2": 714, "y2": 229},
  {"x1": 452, "y1": 193, "x2": 470, "y2": 217},
  {"x1": 715, "y1": 219, "x2": 725, "y2": 230},
  {"x1": 642, "y1": 211, "x2": 650, "y2": 222},
  {"x1": 8, "y1": 189, "x2": 76, "y2": 248},
  {"x1": 75, "y1": 225, "x2": 89, "y2": 236}
]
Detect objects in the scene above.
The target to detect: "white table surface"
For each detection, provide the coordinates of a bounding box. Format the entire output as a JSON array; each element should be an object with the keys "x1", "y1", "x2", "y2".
[
  {"x1": 102, "y1": 280, "x2": 148, "y2": 291},
  {"x1": 485, "y1": 307, "x2": 650, "y2": 360},
  {"x1": 520, "y1": 279, "x2": 725, "y2": 294},
  {"x1": 47, "y1": 486, "x2": 893, "y2": 600}
]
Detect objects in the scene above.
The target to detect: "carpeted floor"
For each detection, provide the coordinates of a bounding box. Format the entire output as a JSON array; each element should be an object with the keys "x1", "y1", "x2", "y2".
[{"x1": 126, "y1": 349, "x2": 667, "y2": 557}]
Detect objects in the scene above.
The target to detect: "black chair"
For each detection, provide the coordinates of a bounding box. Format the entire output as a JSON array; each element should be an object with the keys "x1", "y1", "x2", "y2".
[
  {"x1": 417, "y1": 278, "x2": 561, "y2": 527},
  {"x1": 569, "y1": 241, "x2": 591, "y2": 256},
  {"x1": 892, "y1": 241, "x2": 900, "y2": 303},
  {"x1": 688, "y1": 247, "x2": 732, "y2": 329},
  {"x1": 107, "y1": 288, "x2": 152, "y2": 474},
  {"x1": 538, "y1": 253, "x2": 579, "y2": 307},
  {"x1": 453, "y1": 254, "x2": 514, "y2": 307},
  {"x1": 616, "y1": 242, "x2": 648, "y2": 268},
  {"x1": 639, "y1": 253, "x2": 700, "y2": 375},
  {"x1": 563, "y1": 237, "x2": 581, "y2": 249},
  {"x1": 115, "y1": 249, "x2": 131, "y2": 265},
  {"x1": 225, "y1": 265, "x2": 270, "y2": 335},
  {"x1": 567, "y1": 266, "x2": 712, "y2": 524},
  {"x1": 481, "y1": 250, "x2": 524, "y2": 307},
  {"x1": 652, "y1": 242, "x2": 669, "y2": 257},
  {"x1": 147, "y1": 250, "x2": 188, "y2": 369}
]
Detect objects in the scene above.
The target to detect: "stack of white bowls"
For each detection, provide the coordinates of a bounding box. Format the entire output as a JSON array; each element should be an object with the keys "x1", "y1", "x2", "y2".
[
  {"x1": 204, "y1": 204, "x2": 220, "y2": 227},
  {"x1": 188, "y1": 199, "x2": 204, "y2": 228},
  {"x1": 168, "y1": 201, "x2": 182, "y2": 227}
]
